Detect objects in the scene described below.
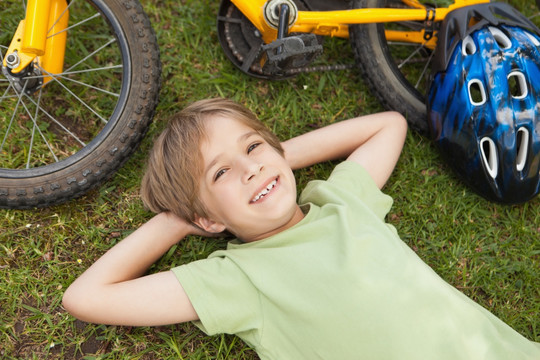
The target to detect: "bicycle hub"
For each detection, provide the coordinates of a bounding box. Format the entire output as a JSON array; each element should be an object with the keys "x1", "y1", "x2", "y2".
[
  {"x1": 2, "y1": 61, "x2": 43, "y2": 94},
  {"x1": 5, "y1": 51, "x2": 21, "y2": 69}
]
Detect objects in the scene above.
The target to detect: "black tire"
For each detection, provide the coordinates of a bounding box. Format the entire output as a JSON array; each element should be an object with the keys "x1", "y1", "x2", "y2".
[
  {"x1": 0, "y1": 0, "x2": 161, "y2": 209},
  {"x1": 349, "y1": 0, "x2": 431, "y2": 135}
]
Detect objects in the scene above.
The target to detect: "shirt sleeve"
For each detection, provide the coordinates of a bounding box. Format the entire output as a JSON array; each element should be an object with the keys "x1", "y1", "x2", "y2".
[
  {"x1": 171, "y1": 256, "x2": 262, "y2": 337},
  {"x1": 299, "y1": 161, "x2": 393, "y2": 220}
]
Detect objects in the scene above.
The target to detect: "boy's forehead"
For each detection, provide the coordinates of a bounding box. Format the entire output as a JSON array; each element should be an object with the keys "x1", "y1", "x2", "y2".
[
  {"x1": 203, "y1": 115, "x2": 257, "y2": 141},
  {"x1": 200, "y1": 116, "x2": 259, "y2": 160}
]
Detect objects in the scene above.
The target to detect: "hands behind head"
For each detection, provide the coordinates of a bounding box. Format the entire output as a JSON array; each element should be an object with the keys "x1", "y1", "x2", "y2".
[
  {"x1": 190, "y1": 222, "x2": 226, "y2": 238},
  {"x1": 161, "y1": 211, "x2": 225, "y2": 238}
]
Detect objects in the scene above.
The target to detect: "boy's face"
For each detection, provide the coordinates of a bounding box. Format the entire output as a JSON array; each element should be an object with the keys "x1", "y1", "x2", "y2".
[{"x1": 196, "y1": 116, "x2": 303, "y2": 242}]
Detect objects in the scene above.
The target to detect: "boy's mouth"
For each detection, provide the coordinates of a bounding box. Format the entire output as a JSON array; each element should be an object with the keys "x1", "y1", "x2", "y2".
[{"x1": 250, "y1": 177, "x2": 278, "y2": 203}]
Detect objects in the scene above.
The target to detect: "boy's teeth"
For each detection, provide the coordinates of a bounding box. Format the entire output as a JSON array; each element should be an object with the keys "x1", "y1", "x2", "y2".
[{"x1": 252, "y1": 179, "x2": 277, "y2": 202}]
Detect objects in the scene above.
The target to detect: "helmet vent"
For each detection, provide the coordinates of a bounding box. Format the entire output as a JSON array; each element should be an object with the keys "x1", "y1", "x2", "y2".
[
  {"x1": 508, "y1": 71, "x2": 528, "y2": 99},
  {"x1": 488, "y1": 27, "x2": 512, "y2": 49},
  {"x1": 480, "y1": 137, "x2": 498, "y2": 179},
  {"x1": 468, "y1": 79, "x2": 486, "y2": 106},
  {"x1": 525, "y1": 32, "x2": 540, "y2": 47},
  {"x1": 516, "y1": 127, "x2": 529, "y2": 172},
  {"x1": 462, "y1": 36, "x2": 477, "y2": 56}
]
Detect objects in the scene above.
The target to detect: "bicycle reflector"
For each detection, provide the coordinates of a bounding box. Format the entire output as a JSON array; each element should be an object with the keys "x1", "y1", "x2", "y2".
[{"x1": 427, "y1": 3, "x2": 540, "y2": 204}]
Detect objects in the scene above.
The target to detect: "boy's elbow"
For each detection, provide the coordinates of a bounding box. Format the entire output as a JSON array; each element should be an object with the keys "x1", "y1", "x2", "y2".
[
  {"x1": 62, "y1": 282, "x2": 94, "y2": 322},
  {"x1": 390, "y1": 111, "x2": 408, "y2": 134},
  {"x1": 388, "y1": 111, "x2": 408, "y2": 146},
  {"x1": 62, "y1": 284, "x2": 81, "y2": 317}
]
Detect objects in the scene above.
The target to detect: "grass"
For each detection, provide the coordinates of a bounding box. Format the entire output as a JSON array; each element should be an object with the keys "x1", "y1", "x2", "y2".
[{"x1": 1, "y1": 0, "x2": 539, "y2": 358}]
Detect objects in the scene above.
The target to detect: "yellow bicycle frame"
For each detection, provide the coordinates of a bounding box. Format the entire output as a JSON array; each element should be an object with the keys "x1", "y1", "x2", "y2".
[
  {"x1": 3, "y1": 0, "x2": 492, "y2": 85},
  {"x1": 3, "y1": 0, "x2": 68, "y2": 84},
  {"x1": 231, "y1": 0, "x2": 491, "y2": 49}
]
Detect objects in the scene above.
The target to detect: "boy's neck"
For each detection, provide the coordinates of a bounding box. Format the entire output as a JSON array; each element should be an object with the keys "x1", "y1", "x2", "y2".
[{"x1": 242, "y1": 204, "x2": 305, "y2": 243}]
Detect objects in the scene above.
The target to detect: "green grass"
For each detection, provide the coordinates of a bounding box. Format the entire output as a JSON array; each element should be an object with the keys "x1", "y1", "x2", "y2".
[{"x1": 1, "y1": 0, "x2": 539, "y2": 358}]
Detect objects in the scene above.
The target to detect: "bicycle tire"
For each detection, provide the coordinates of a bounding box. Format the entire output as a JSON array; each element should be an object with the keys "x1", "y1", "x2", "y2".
[
  {"x1": 349, "y1": 0, "x2": 430, "y2": 135},
  {"x1": 0, "y1": 0, "x2": 161, "y2": 209}
]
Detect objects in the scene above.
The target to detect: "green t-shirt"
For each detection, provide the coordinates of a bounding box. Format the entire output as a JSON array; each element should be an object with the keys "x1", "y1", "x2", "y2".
[{"x1": 172, "y1": 161, "x2": 540, "y2": 359}]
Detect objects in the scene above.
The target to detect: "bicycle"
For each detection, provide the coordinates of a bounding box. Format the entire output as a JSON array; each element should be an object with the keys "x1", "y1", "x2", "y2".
[
  {"x1": 0, "y1": 0, "x2": 161, "y2": 209},
  {"x1": 1, "y1": 0, "x2": 538, "y2": 209},
  {"x1": 216, "y1": 0, "x2": 540, "y2": 133}
]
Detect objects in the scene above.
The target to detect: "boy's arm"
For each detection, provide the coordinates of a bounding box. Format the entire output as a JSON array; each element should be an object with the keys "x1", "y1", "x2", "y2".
[
  {"x1": 62, "y1": 212, "x2": 200, "y2": 326},
  {"x1": 282, "y1": 111, "x2": 407, "y2": 189}
]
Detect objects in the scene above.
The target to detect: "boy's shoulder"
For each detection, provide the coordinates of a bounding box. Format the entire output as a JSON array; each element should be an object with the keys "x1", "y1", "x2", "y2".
[
  {"x1": 300, "y1": 160, "x2": 393, "y2": 218},
  {"x1": 301, "y1": 161, "x2": 379, "y2": 198}
]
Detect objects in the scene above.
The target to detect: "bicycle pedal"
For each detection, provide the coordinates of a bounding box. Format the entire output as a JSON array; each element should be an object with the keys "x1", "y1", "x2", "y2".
[{"x1": 261, "y1": 34, "x2": 322, "y2": 76}]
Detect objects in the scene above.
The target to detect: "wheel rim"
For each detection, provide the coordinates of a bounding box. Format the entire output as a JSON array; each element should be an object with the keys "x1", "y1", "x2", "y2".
[
  {"x1": 0, "y1": 0, "x2": 131, "y2": 178},
  {"x1": 376, "y1": 0, "x2": 436, "y2": 105},
  {"x1": 367, "y1": 0, "x2": 540, "y2": 107}
]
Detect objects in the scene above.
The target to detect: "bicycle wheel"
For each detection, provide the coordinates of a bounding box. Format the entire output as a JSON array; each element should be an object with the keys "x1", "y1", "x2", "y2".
[
  {"x1": 349, "y1": 0, "x2": 432, "y2": 135},
  {"x1": 350, "y1": 0, "x2": 540, "y2": 136},
  {"x1": 0, "y1": 0, "x2": 161, "y2": 209}
]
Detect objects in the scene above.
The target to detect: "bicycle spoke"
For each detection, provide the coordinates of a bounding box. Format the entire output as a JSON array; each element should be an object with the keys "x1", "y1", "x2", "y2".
[
  {"x1": 61, "y1": 64, "x2": 123, "y2": 77},
  {"x1": 414, "y1": 47, "x2": 434, "y2": 89},
  {"x1": 26, "y1": 87, "x2": 43, "y2": 168},
  {"x1": 395, "y1": 43, "x2": 426, "y2": 69},
  {"x1": 0, "y1": 92, "x2": 26, "y2": 99},
  {"x1": 0, "y1": 45, "x2": 7, "y2": 60},
  {"x1": 47, "y1": 13, "x2": 101, "y2": 40},
  {"x1": 0, "y1": 82, "x2": 14, "y2": 99},
  {"x1": 0, "y1": 82, "x2": 27, "y2": 153},
  {"x1": 55, "y1": 75, "x2": 120, "y2": 97},
  {"x1": 0, "y1": 81, "x2": 68, "y2": 166},
  {"x1": 46, "y1": 0, "x2": 77, "y2": 34},
  {"x1": 36, "y1": 65, "x2": 110, "y2": 124},
  {"x1": 64, "y1": 37, "x2": 117, "y2": 73},
  {"x1": 18, "y1": 94, "x2": 60, "y2": 164},
  {"x1": 12, "y1": 64, "x2": 123, "y2": 97},
  {"x1": 22, "y1": 93, "x2": 86, "y2": 148}
]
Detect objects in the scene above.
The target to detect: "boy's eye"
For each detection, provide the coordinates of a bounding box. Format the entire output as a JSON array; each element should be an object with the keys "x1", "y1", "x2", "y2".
[
  {"x1": 248, "y1": 142, "x2": 261, "y2": 153},
  {"x1": 214, "y1": 168, "x2": 227, "y2": 181}
]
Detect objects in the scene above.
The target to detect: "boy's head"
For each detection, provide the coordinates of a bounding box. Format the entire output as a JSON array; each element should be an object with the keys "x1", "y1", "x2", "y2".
[{"x1": 141, "y1": 98, "x2": 285, "y2": 224}]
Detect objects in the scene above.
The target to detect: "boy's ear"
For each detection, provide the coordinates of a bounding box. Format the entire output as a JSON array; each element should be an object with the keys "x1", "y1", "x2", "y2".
[{"x1": 192, "y1": 215, "x2": 227, "y2": 234}]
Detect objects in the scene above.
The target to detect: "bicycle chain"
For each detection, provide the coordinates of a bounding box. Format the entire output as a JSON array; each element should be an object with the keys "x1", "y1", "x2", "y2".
[{"x1": 222, "y1": 4, "x2": 266, "y2": 76}]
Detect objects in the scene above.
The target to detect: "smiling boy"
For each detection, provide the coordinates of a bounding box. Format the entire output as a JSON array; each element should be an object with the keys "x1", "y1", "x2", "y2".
[
  {"x1": 63, "y1": 98, "x2": 540, "y2": 359},
  {"x1": 195, "y1": 115, "x2": 302, "y2": 240}
]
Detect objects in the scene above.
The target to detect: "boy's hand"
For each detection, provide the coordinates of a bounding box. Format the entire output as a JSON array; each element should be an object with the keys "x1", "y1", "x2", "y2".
[
  {"x1": 163, "y1": 212, "x2": 223, "y2": 238},
  {"x1": 188, "y1": 221, "x2": 224, "y2": 238}
]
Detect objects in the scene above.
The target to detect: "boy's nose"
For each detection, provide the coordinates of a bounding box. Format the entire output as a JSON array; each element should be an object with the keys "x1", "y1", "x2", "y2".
[{"x1": 242, "y1": 158, "x2": 263, "y2": 183}]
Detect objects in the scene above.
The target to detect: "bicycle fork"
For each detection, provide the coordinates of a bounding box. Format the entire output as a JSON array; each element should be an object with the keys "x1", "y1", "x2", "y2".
[{"x1": 3, "y1": 0, "x2": 68, "y2": 86}]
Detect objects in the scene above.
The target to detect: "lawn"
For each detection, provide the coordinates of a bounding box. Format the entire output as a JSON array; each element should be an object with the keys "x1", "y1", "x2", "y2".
[{"x1": 1, "y1": 0, "x2": 539, "y2": 359}]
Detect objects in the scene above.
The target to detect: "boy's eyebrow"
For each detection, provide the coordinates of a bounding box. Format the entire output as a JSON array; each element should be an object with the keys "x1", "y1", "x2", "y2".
[
  {"x1": 239, "y1": 130, "x2": 259, "y2": 142},
  {"x1": 204, "y1": 130, "x2": 259, "y2": 176}
]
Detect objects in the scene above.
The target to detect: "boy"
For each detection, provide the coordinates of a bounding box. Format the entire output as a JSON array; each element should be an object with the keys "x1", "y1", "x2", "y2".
[{"x1": 63, "y1": 98, "x2": 540, "y2": 359}]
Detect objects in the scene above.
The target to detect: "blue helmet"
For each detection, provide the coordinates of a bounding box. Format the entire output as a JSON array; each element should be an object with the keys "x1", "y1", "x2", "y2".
[{"x1": 428, "y1": 3, "x2": 540, "y2": 204}]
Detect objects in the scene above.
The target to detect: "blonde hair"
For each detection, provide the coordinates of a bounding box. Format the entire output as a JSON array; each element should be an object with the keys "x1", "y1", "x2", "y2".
[{"x1": 141, "y1": 98, "x2": 284, "y2": 221}]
